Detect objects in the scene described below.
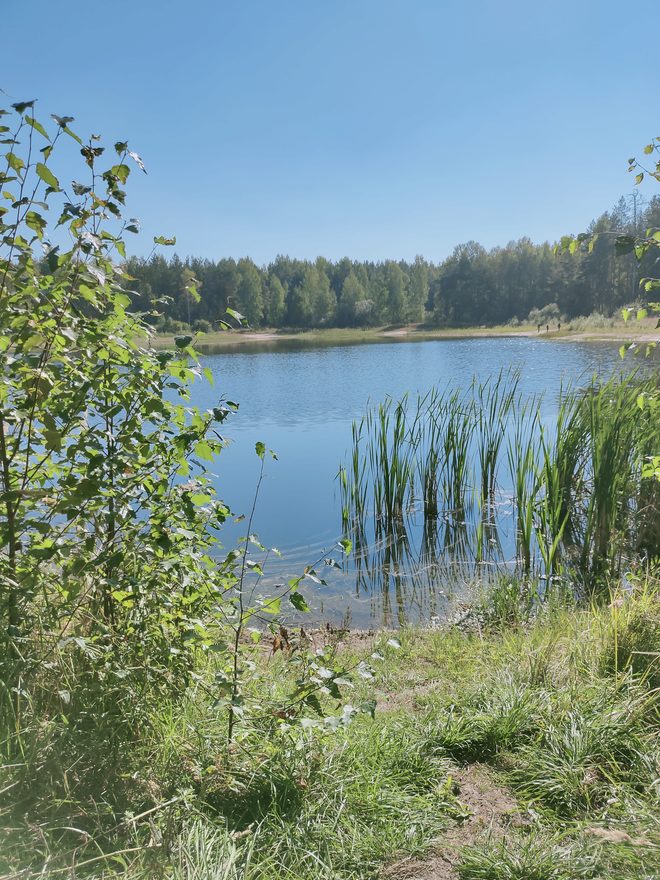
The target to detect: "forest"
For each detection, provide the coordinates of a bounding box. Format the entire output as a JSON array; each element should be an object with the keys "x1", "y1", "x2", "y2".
[{"x1": 125, "y1": 195, "x2": 660, "y2": 332}]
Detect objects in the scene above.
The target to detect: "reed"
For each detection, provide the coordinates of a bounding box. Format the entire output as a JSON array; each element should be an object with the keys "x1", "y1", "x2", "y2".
[
  {"x1": 341, "y1": 371, "x2": 658, "y2": 602},
  {"x1": 506, "y1": 400, "x2": 539, "y2": 578}
]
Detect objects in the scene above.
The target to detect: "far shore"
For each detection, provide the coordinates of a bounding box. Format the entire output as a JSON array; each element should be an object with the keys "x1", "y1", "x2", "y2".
[{"x1": 151, "y1": 318, "x2": 660, "y2": 350}]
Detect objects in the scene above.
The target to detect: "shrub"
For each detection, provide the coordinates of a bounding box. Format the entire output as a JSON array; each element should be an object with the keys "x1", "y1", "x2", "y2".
[
  {"x1": 528, "y1": 303, "x2": 562, "y2": 325},
  {"x1": 193, "y1": 318, "x2": 212, "y2": 333},
  {"x1": 567, "y1": 311, "x2": 616, "y2": 330},
  {"x1": 156, "y1": 315, "x2": 192, "y2": 333}
]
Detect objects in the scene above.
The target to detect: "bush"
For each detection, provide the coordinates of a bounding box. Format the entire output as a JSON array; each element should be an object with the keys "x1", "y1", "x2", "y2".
[
  {"x1": 0, "y1": 100, "x2": 238, "y2": 830},
  {"x1": 528, "y1": 303, "x2": 562, "y2": 325},
  {"x1": 567, "y1": 311, "x2": 616, "y2": 330},
  {"x1": 156, "y1": 315, "x2": 191, "y2": 333}
]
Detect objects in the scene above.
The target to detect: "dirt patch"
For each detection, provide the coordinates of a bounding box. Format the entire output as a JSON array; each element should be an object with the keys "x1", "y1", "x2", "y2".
[
  {"x1": 558, "y1": 329, "x2": 660, "y2": 344},
  {"x1": 385, "y1": 764, "x2": 524, "y2": 880},
  {"x1": 238, "y1": 332, "x2": 281, "y2": 341},
  {"x1": 381, "y1": 327, "x2": 413, "y2": 337},
  {"x1": 375, "y1": 675, "x2": 444, "y2": 712}
]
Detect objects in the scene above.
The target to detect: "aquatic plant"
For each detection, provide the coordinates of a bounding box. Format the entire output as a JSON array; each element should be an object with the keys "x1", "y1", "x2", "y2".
[{"x1": 340, "y1": 371, "x2": 658, "y2": 600}]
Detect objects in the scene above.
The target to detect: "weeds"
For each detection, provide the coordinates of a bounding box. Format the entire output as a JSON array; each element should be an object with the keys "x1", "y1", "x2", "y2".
[{"x1": 2, "y1": 576, "x2": 659, "y2": 878}]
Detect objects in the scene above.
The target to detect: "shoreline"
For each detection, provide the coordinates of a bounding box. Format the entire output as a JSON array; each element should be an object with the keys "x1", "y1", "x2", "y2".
[{"x1": 152, "y1": 319, "x2": 660, "y2": 350}]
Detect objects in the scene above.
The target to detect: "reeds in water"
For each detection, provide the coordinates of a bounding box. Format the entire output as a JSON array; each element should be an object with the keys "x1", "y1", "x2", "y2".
[{"x1": 340, "y1": 370, "x2": 658, "y2": 600}]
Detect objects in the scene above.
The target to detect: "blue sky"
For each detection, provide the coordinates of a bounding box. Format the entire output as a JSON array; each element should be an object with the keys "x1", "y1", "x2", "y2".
[{"x1": 3, "y1": 0, "x2": 657, "y2": 264}]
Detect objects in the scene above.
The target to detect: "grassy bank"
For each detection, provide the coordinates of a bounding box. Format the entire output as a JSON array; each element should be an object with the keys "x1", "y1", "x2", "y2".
[
  {"x1": 151, "y1": 317, "x2": 660, "y2": 351},
  {"x1": 2, "y1": 575, "x2": 658, "y2": 879}
]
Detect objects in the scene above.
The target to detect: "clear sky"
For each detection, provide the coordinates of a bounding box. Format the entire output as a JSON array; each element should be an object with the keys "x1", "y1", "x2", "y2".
[{"x1": 3, "y1": 0, "x2": 657, "y2": 264}]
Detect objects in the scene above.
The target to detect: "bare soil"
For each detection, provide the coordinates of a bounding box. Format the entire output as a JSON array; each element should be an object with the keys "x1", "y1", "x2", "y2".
[{"x1": 385, "y1": 764, "x2": 524, "y2": 880}]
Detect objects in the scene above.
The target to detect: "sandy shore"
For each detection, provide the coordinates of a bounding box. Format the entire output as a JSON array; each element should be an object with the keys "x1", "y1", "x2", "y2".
[{"x1": 152, "y1": 319, "x2": 659, "y2": 350}]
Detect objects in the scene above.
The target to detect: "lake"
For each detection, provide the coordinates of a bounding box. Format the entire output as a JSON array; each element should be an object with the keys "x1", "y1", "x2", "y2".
[{"x1": 189, "y1": 336, "x2": 628, "y2": 626}]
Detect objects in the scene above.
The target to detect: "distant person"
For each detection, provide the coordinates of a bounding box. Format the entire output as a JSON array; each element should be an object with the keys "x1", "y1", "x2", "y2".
[
  {"x1": 558, "y1": 321, "x2": 561, "y2": 331},
  {"x1": 546, "y1": 324, "x2": 549, "y2": 333},
  {"x1": 537, "y1": 323, "x2": 541, "y2": 333}
]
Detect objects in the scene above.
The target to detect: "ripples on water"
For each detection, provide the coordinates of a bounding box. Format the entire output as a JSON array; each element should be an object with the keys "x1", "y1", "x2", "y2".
[{"x1": 188, "y1": 336, "x2": 631, "y2": 627}]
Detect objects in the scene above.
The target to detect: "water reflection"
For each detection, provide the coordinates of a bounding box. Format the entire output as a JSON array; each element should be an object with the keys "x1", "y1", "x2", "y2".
[
  {"x1": 187, "y1": 337, "x2": 635, "y2": 627},
  {"x1": 338, "y1": 369, "x2": 656, "y2": 625}
]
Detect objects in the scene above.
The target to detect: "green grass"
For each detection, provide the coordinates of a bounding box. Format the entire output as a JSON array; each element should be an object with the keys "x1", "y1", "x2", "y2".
[
  {"x1": 149, "y1": 317, "x2": 656, "y2": 351},
  {"x1": 2, "y1": 576, "x2": 659, "y2": 879},
  {"x1": 457, "y1": 833, "x2": 599, "y2": 880}
]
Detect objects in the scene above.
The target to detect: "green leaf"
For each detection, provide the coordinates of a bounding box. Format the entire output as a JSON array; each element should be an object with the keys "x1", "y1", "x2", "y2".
[
  {"x1": 6, "y1": 153, "x2": 24, "y2": 173},
  {"x1": 26, "y1": 116, "x2": 49, "y2": 139},
  {"x1": 226, "y1": 307, "x2": 245, "y2": 323},
  {"x1": 339, "y1": 538, "x2": 352, "y2": 556},
  {"x1": 63, "y1": 125, "x2": 82, "y2": 144},
  {"x1": 194, "y1": 441, "x2": 215, "y2": 461},
  {"x1": 36, "y1": 162, "x2": 60, "y2": 191},
  {"x1": 255, "y1": 441, "x2": 265, "y2": 459},
  {"x1": 290, "y1": 592, "x2": 310, "y2": 612},
  {"x1": 212, "y1": 405, "x2": 233, "y2": 422},
  {"x1": 110, "y1": 163, "x2": 130, "y2": 184},
  {"x1": 190, "y1": 493, "x2": 213, "y2": 506},
  {"x1": 43, "y1": 428, "x2": 62, "y2": 452},
  {"x1": 25, "y1": 210, "x2": 46, "y2": 238},
  {"x1": 174, "y1": 335, "x2": 193, "y2": 348},
  {"x1": 154, "y1": 235, "x2": 176, "y2": 246},
  {"x1": 263, "y1": 596, "x2": 281, "y2": 615},
  {"x1": 359, "y1": 699, "x2": 377, "y2": 719}
]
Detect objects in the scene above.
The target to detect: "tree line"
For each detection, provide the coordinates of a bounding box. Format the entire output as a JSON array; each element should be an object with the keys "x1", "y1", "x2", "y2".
[{"x1": 125, "y1": 195, "x2": 660, "y2": 331}]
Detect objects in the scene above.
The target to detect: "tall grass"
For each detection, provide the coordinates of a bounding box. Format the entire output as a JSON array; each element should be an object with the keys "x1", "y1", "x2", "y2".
[
  {"x1": 3, "y1": 573, "x2": 658, "y2": 879},
  {"x1": 340, "y1": 371, "x2": 658, "y2": 599}
]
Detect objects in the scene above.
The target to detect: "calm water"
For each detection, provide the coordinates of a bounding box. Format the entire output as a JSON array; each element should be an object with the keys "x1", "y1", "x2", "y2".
[{"x1": 189, "y1": 337, "x2": 626, "y2": 626}]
